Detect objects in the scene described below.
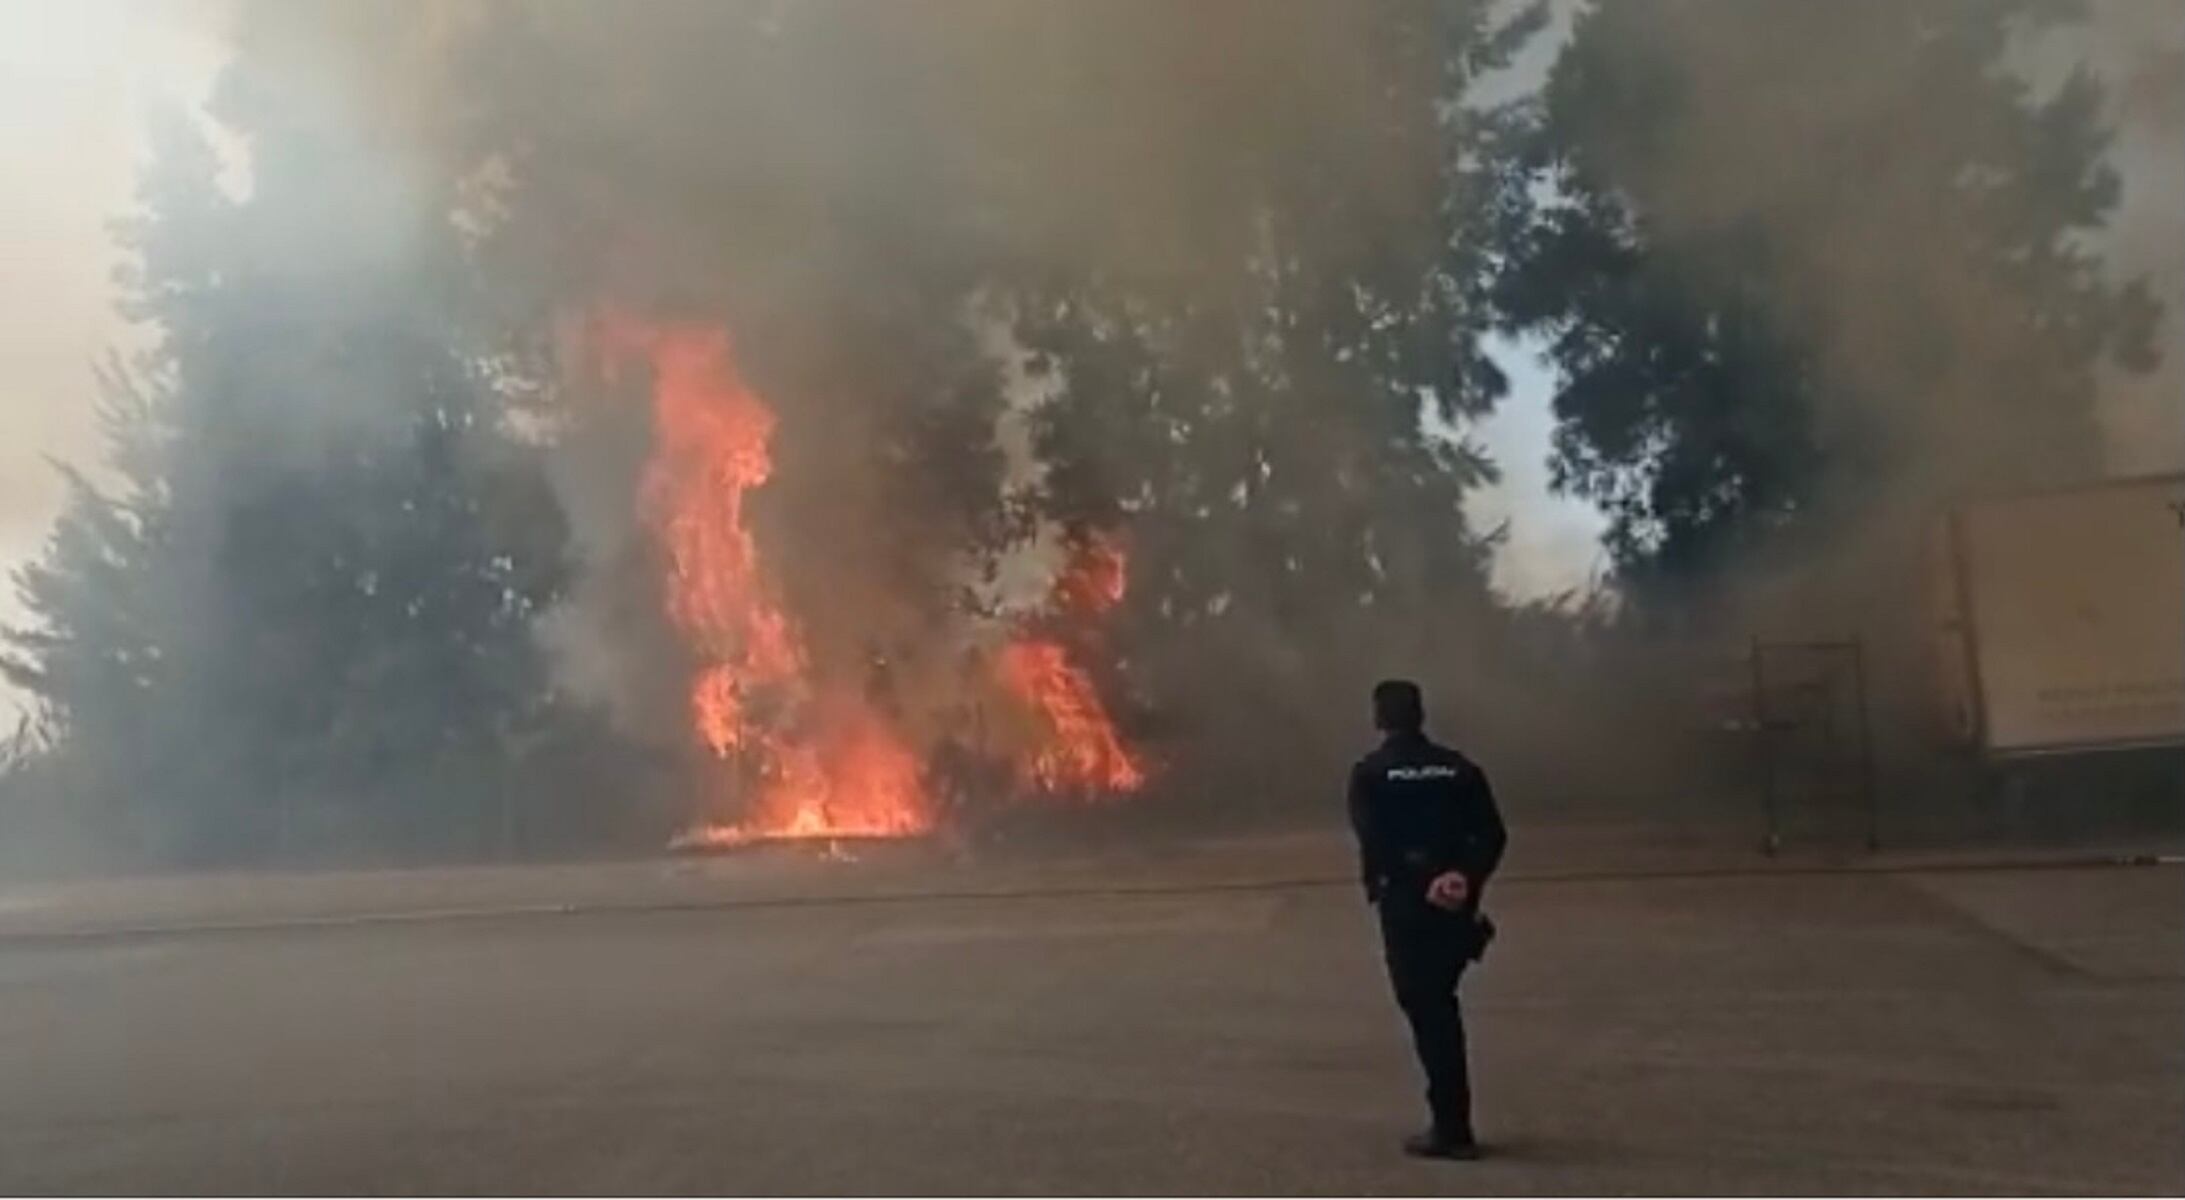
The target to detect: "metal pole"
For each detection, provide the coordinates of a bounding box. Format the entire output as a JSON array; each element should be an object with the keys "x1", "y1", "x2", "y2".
[{"x1": 1751, "y1": 638, "x2": 1779, "y2": 855}]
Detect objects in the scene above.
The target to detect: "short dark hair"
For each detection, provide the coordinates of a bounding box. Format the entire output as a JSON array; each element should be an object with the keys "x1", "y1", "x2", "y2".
[{"x1": 1372, "y1": 679, "x2": 1424, "y2": 733}]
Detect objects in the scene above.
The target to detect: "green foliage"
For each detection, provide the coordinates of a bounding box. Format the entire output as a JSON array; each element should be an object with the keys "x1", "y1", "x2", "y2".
[
  {"x1": 5, "y1": 69, "x2": 582, "y2": 865},
  {"x1": 1001, "y1": 2, "x2": 1541, "y2": 787},
  {"x1": 1501, "y1": 0, "x2": 2159, "y2": 581}
]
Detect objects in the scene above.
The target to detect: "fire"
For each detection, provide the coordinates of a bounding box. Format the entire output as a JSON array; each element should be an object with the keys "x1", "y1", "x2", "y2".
[
  {"x1": 592, "y1": 311, "x2": 1149, "y2": 850},
  {"x1": 670, "y1": 701, "x2": 932, "y2": 849},
  {"x1": 597, "y1": 314, "x2": 935, "y2": 847},
  {"x1": 1053, "y1": 531, "x2": 1127, "y2": 613},
  {"x1": 995, "y1": 531, "x2": 1147, "y2": 796},
  {"x1": 691, "y1": 665, "x2": 743, "y2": 754},
  {"x1": 997, "y1": 639, "x2": 1147, "y2": 794}
]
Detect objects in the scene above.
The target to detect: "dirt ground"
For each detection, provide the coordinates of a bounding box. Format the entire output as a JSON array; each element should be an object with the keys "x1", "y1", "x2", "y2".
[{"x1": 0, "y1": 835, "x2": 2178, "y2": 1194}]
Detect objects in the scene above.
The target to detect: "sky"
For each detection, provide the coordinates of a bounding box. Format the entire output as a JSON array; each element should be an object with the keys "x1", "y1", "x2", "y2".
[
  {"x1": 1472, "y1": 342, "x2": 1611, "y2": 599},
  {"x1": 0, "y1": 0, "x2": 226, "y2": 624}
]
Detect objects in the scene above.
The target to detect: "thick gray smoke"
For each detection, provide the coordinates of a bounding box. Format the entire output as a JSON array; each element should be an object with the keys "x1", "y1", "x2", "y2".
[
  {"x1": 2070, "y1": 2, "x2": 2185, "y2": 474},
  {"x1": 391, "y1": 0, "x2": 1553, "y2": 827},
  {"x1": 3, "y1": 0, "x2": 2173, "y2": 877}
]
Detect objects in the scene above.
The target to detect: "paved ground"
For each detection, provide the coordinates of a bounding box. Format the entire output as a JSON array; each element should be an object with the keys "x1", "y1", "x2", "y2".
[{"x1": 0, "y1": 849, "x2": 2178, "y2": 1194}]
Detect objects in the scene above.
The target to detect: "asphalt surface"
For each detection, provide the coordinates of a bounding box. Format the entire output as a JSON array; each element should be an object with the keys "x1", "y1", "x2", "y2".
[{"x1": 0, "y1": 849, "x2": 2178, "y2": 1194}]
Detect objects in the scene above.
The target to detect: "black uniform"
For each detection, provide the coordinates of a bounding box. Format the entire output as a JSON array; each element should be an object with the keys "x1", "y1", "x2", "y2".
[{"x1": 1347, "y1": 730, "x2": 1507, "y2": 1142}]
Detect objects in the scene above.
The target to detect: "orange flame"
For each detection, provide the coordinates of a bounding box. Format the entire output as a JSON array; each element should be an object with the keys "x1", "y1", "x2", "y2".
[
  {"x1": 997, "y1": 640, "x2": 1147, "y2": 794},
  {"x1": 996, "y1": 531, "x2": 1147, "y2": 796},
  {"x1": 598, "y1": 314, "x2": 935, "y2": 847},
  {"x1": 1053, "y1": 531, "x2": 1128, "y2": 614}
]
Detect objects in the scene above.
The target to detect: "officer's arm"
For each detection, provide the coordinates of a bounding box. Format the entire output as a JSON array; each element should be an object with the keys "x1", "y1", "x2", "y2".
[
  {"x1": 1345, "y1": 762, "x2": 1383, "y2": 904},
  {"x1": 1459, "y1": 764, "x2": 1508, "y2": 889}
]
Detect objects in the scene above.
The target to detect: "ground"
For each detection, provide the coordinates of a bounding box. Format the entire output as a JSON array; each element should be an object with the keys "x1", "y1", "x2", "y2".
[{"x1": 0, "y1": 834, "x2": 2178, "y2": 1195}]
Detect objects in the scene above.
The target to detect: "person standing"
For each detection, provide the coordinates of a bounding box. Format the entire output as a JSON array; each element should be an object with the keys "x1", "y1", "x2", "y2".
[{"x1": 1347, "y1": 679, "x2": 1507, "y2": 1159}]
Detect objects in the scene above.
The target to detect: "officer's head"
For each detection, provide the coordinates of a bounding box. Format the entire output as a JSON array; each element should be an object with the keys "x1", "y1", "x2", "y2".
[{"x1": 1371, "y1": 679, "x2": 1425, "y2": 735}]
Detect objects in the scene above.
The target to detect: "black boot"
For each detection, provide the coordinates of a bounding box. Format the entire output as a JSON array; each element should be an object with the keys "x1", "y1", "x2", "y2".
[{"x1": 1402, "y1": 1127, "x2": 1481, "y2": 1160}]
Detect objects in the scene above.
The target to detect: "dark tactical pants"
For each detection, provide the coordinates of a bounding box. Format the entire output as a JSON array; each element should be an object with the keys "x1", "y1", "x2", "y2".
[{"x1": 1378, "y1": 902, "x2": 1481, "y2": 1139}]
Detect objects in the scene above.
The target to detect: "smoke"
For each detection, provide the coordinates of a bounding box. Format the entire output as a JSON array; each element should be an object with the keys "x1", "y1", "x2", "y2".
[
  {"x1": 2060, "y1": 1, "x2": 2185, "y2": 474},
  {"x1": 9, "y1": 0, "x2": 2171, "y2": 875},
  {"x1": 377, "y1": 1, "x2": 1543, "y2": 824},
  {"x1": 1498, "y1": 0, "x2": 2179, "y2": 839},
  {"x1": 213, "y1": 2, "x2": 2171, "y2": 806}
]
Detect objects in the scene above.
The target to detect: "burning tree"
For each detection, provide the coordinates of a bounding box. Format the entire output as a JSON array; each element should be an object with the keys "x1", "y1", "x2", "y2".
[
  {"x1": 288, "y1": 0, "x2": 1546, "y2": 842},
  {"x1": 572, "y1": 314, "x2": 1146, "y2": 848}
]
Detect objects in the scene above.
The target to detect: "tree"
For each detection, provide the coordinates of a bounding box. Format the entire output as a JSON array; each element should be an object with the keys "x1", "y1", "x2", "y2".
[
  {"x1": 1005, "y1": 1, "x2": 1542, "y2": 797},
  {"x1": 232, "y1": 0, "x2": 1555, "y2": 828},
  {"x1": 1501, "y1": 0, "x2": 2159, "y2": 583},
  {"x1": 4, "y1": 44, "x2": 577, "y2": 863},
  {"x1": 426, "y1": 0, "x2": 1536, "y2": 744},
  {"x1": 1, "y1": 371, "x2": 171, "y2": 860}
]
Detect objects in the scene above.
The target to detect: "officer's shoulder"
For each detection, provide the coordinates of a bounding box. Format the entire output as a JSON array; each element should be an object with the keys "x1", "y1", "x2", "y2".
[{"x1": 1426, "y1": 739, "x2": 1479, "y2": 771}]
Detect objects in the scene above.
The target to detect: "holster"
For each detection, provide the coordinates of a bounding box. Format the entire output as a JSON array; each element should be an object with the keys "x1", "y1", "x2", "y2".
[{"x1": 1468, "y1": 912, "x2": 1497, "y2": 963}]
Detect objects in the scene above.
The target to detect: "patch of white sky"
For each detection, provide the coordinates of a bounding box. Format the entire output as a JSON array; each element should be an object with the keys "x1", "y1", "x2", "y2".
[
  {"x1": 1465, "y1": 336, "x2": 1609, "y2": 600},
  {"x1": 1461, "y1": 0, "x2": 1606, "y2": 601},
  {"x1": 0, "y1": 0, "x2": 231, "y2": 715}
]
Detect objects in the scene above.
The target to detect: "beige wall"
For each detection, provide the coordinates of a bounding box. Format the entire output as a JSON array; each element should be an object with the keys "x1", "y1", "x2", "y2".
[{"x1": 1955, "y1": 476, "x2": 2185, "y2": 753}]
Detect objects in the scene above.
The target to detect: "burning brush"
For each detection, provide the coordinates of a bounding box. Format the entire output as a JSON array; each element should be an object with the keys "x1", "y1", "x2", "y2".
[{"x1": 591, "y1": 313, "x2": 1147, "y2": 853}]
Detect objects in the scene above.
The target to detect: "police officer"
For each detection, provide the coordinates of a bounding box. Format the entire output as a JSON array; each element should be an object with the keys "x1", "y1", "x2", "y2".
[{"x1": 1346, "y1": 679, "x2": 1507, "y2": 1160}]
